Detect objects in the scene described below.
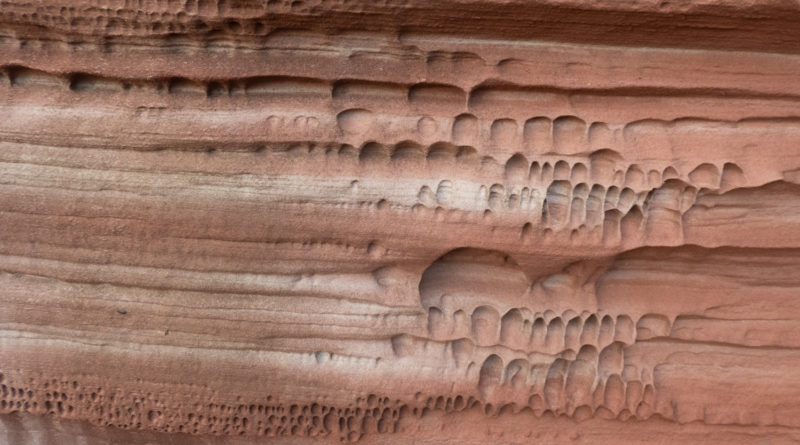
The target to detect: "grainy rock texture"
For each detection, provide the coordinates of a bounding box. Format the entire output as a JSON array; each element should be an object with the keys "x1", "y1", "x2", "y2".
[{"x1": 2, "y1": 1, "x2": 800, "y2": 443}]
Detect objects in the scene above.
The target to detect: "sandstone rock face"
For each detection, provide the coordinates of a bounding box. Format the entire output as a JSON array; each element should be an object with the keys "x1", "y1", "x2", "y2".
[{"x1": 3, "y1": 1, "x2": 800, "y2": 443}]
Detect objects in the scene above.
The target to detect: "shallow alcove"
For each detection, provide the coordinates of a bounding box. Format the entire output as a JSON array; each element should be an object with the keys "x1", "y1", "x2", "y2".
[{"x1": 418, "y1": 248, "x2": 530, "y2": 314}]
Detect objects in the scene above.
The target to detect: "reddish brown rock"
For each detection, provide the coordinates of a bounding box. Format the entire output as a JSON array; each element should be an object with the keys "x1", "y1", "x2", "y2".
[{"x1": 2, "y1": 1, "x2": 800, "y2": 443}]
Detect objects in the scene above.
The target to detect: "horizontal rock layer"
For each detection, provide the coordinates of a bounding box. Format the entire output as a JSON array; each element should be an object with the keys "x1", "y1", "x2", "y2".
[{"x1": 2, "y1": 1, "x2": 800, "y2": 443}]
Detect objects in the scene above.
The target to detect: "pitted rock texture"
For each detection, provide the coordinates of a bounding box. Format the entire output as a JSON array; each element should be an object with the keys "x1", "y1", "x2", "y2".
[{"x1": 3, "y1": 1, "x2": 800, "y2": 443}]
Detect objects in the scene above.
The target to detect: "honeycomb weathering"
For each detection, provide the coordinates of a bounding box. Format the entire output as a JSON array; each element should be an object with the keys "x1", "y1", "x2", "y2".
[{"x1": 3, "y1": 1, "x2": 800, "y2": 443}]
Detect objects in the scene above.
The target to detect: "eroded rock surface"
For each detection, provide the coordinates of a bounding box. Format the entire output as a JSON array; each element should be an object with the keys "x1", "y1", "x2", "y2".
[{"x1": 3, "y1": 1, "x2": 800, "y2": 443}]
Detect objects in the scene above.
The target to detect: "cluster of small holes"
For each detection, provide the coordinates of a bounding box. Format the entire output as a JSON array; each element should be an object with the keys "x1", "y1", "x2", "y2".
[{"x1": 0, "y1": 373, "x2": 413, "y2": 442}]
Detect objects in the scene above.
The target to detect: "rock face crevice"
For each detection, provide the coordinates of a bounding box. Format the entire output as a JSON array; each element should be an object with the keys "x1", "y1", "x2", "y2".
[{"x1": 3, "y1": 1, "x2": 800, "y2": 443}]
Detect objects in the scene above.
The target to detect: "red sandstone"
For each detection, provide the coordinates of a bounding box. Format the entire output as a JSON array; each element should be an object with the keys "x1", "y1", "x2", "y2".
[{"x1": 2, "y1": 1, "x2": 800, "y2": 443}]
